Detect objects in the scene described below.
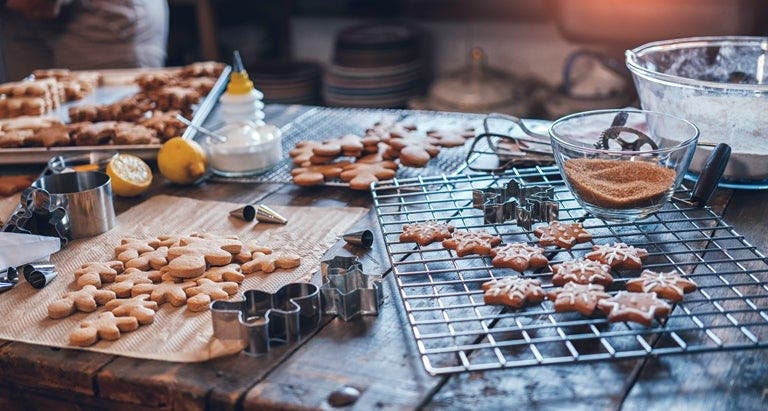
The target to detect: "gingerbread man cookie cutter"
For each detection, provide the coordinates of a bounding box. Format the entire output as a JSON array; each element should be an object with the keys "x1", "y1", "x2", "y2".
[
  {"x1": 3, "y1": 186, "x2": 72, "y2": 245},
  {"x1": 472, "y1": 179, "x2": 558, "y2": 230},
  {"x1": 210, "y1": 283, "x2": 320, "y2": 355},
  {"x1": 319, "y1": 255, "x2": 383, "y2": 321}
]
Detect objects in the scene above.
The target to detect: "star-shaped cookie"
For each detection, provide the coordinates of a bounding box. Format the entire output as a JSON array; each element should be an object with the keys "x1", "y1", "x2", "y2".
[
  {"x1": 586, "y1": 242, "x2": 648, "y2": 270},
  {"x1": 551, "y1": 258, "x2": 613, "y2": 286},
  {"x1": 626, "y1": 270, "x2": 697, "y2": 302},
  {"x1": 481, "y1": 276, "x2": 545, "y2": 308},
  {"x1": 597, "y1": 291, "x2": 672, "y2": 327},
  {"x1": 442, "y1": 230, "x2": 502, "y2": 257},
  {"x1": 533, "y1": 221, "x2": 592, "y2": 249},
  {"x1": 400, "y1": 220, "x2": 455, "y2": 246},
  {"x1": 547, "y1": 282, "x2": 611, "y2": 315},
  {"x1": 490, "y1": 243, "x2": 548, "y2": 272}
]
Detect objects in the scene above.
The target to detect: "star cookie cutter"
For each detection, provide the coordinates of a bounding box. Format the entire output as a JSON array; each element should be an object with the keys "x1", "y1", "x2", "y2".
[
  {"x1": 472, "y1": 180, "x2": 558, "y2": 230},
  {"x1": 210, "y1": 282, "x2": 320, "y2": 355},
  {"x1": 320, "y1": 256, "x2": 383, "y2": 321},
  {"x1": 2, "y1": 187, "x2": 72, "y2": 246}
]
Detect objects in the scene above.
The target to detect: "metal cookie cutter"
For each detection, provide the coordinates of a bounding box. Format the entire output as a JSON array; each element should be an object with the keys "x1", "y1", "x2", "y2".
[
  {"x1": 472, "y1": 179, "x2": 559, "y2": 230},
  {"x1": 3, "y1": 187, "x2": 72, "y2": 245},
  {"x1": 210, "y1": 283, "x2": 320, "y2": 355},
  {"x1": 320, "y1": 256, "x2": 383, "y2": 321}
]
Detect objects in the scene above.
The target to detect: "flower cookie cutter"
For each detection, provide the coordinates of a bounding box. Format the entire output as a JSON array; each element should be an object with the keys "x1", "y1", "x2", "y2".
[
  {"x1": 472, "y1": 179, "x2": 558, "y2": 230},
  {"x1": 320, "y1": 255, "x2": 384, "y2": 321},
  {"x1": 210, "y1": 282, "x2": 320, "y2": 355}
]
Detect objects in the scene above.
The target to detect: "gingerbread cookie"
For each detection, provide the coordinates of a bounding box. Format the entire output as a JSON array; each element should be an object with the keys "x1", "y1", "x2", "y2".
[
  {"x1": 442, "y1": 230, "x2": 502, "y2": 257},
  {"x1": 490, "y1": 243, "x2": 549, "y2": 272},
  {"x1": 289, "y1": 141, "x2": 324, "y2": 165},
  {"x1": 597, "y1": 291, "x2": 672, "y2": 327},
  {"x1": 546, "y1": 282, "x2": 611, "y2": 316},
  {"x1": 48, "y1": 285, "x2": 116, "y2": 319},
  {"x1": 203, "y1": 264, "x2": 245, "y2": 283},
  {"x1": 125, "y1": 246, "x2": 169, "y2": 270},
  {"x1": 0, "y1": 174, "x2": 34, "y2": 196},
  {"x1": 399, "y1": 221, "x2": 455, "y2": 246},
  {"x1": 481, "y1": 276, "x2": 545, "y2": 308},
  {"x1": 241, "y1": 252, "x2": 301, "y2": 274},
  {"x1": 551, "y1": 258, "x2": 613, "y2": 286},
  {"x1": 71, "y1": 121, "x2": 118, "y2": 146},
  {"x1": 74, "y1": 261, "x2": 124, "y2": 289},
  {"x1": 149, "y1": 234, "x2": 187, "y2": 248},
  {"x1": 27, "y1": 124, "x2": 71, "y2": 147},
  {"x1": 626, "y1": 270, "x2": 697, "y2": 302},
  {"x1": 104, "y1": 295, "x2": 159, "y2": 325},
  {"x1": 365, "y1": 121, "x2": 417, "y2": 141},
  {"x1": 533, "y1": 221, "x2": 593, "y2": 249},
  {"x1": 69, "y1": 312, "x2": 139, "y2": 347},
  {"x1": 386, "y1": 135, "x2": 441, "y2": 167},
  {"x1": 110, "y1": 267, "x2": 159, "y2": 298},
  {"x1": 234, "y1": 242, "x2": 273, "y2": 264},
  {"x1": 165, "y1": 235, "x2": 242, "y2": 278},
  {"x1": 185, "y1": 278, "x2": 239, "y2": 312},
  {"x1": 426, "y1": 127, "x2": 475, "y2": 147},
  {"x1": 340, "y1": 160, "x2": 397, "y2": 190},
  {"x1": 131, "y1": 280, "x2": 196, "y2": 306},
  {"x1": 0, "y1": 129, "x2": 34, "y2": 148},
  {"x1": 313, "y1": 134, "x2": 364, "y2": 157},
  {"x1": 139, "y1": 110, "x2": 187, "y2": 142},
  {"x1": 113, "y1": 123, "x2": 158, "y2": 145},
  {"x1": 115, "y1": 239, "x2": 155, "y2": 263},
  {"x1": 291, "y1": 162, "x2": 350, "y2": 186},
  {"x1": 153, "y1": 86, "x2": 201, "y2": 112},
  {"x1": 586, "y1": 242, "x2": 648, "y2": 270}
]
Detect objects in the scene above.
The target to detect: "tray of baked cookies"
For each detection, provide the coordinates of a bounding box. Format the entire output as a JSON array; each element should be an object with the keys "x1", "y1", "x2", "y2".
[{"x1": 0, "y1": 62, "x2": 230, "y2": 164}]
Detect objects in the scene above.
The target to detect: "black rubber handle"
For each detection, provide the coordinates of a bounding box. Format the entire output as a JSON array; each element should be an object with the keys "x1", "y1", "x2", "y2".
[{"x1": 690, "y1": 143, "x2": 731, "y2": 207}]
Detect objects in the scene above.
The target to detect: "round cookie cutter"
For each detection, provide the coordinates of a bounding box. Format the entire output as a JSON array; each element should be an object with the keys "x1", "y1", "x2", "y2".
[{"x1": 32, "y1": 171, "x2": 116, "y2": 239}]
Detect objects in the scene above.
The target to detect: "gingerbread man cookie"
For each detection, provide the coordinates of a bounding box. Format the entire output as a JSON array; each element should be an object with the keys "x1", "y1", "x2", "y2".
[
  {"x1": 442, "y1": 230, "x2": 502, "y2": 257},
  {"x1": 104, "y1": 295, "x2": 159, "y2": 325},
  {"x1": 69, "y1": 312, "x2": 139, "y2": 347},
  {"x1": 48, "y1": 285, "x2": 117, "y2": 319},
  {"x1": 290, "y1": 162, "x2": 350, "y2": 186},
  {"x1": 386, "y1": 135, "x2": 441, "y2": 167},
  {"x1": 131, "y1": 280, "x2": 196, "y2": 306},
  {"x1": 234, "y1": 242, "x2": 273, "y2": 264},
  {"x1": 551, "y1": 258, "x2": 613, "y2": 286},
  {"x1": 626, "y1": 270, "x2": 697, "y2": 302},
  {"x1": 203, "y1": 264, "x2": 245, "y2": 283},
  {"x1": 533, "y1": 221, "x2": 593, "y2": 249},
  {"x1": 289, "y1": 141, "x2": 324, "y2": 165},
  {"x1": 546, "y1": 282, "x2": 611, "y2": 316},
  {"x1": 165, "y1": 235, "x2": 242, "y2": 278},
  {"x1": 586, "y1": 242, "x2": 648, "y2": 270},
  {"x1": 340, "y1": 160, "x2": 398, "y2": 190},
  {"x1": 114, "y1": 239, "x2": 155, "y2": 263},
  {"x1": 110, "y1": 268, "x2": 158, "y2": 298},
  {"x1": 426, "y1": 127, "x2": 475, "y2": 147},
  {"x1": 241, "y1": 252, "x2": 301, "y2": 274},
  {"x1": 399, "y1": 220, "x2": 455, "y2": 246},
  {"x1": 597, "y1": 291, "x2": 672, "y2": 327},
  {"x1": 490, "y1": 243, "x2": 549, "y2": 272},
  {"x1": 185, "y1": 278, "x2": 239, "y2": 312},
  {"x1": 125, "y1": 246, "x2": 169, "y2": 271},
  {"x1": 74, "y1": 261, "x2": 124, "y2": 289},
  {"x1": 481, "y1": 276, "x2": 545, "y2": 308}
]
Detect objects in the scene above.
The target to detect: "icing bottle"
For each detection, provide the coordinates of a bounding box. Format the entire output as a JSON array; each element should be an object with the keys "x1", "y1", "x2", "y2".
[{"x1": 218, "y1": 51, "x2": 265, "y2": 124}]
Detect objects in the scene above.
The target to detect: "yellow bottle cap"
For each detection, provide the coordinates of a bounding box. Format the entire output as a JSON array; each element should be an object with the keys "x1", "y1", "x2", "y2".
[{"x1": 226, "y1": 71, "x2": 255, "y2": 95}]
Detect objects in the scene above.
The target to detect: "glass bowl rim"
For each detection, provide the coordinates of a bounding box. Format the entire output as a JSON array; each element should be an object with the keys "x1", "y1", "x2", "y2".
[
  {"x1": 549, "y1": 108, "x2": 700, "y2": 155},
  {"x1": 625, "y1": 35, "x2": 768, "y2": 93}
]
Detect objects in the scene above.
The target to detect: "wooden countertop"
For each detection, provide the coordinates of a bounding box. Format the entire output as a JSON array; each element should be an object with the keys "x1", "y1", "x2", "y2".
[{"x1": 1, "y1": 104, "x2": 766, "y2": 411}]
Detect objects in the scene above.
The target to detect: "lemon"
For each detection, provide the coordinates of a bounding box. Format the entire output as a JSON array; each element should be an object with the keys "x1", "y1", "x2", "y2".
[
  {"x1": 157, "y1": 137, "x2": 208, "y2": 185},
  {"x1": 106, "y1": 154, "x2": 153, "y2": 197}
]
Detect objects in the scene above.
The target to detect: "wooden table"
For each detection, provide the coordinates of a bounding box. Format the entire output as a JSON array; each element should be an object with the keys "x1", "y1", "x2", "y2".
[{"x1": 1, "y1": 105, "x2": 767, "y2": 411}]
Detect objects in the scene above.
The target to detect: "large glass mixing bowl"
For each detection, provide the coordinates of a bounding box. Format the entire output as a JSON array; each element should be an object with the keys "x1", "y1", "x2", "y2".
[{"x1": 626, "y1": 36, "x2": 768, "y2": 188}]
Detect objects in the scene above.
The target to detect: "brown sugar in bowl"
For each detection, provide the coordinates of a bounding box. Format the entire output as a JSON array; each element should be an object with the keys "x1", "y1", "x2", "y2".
[{"x1": 563, "y1": 158, "x2": 677, "y2": 209}]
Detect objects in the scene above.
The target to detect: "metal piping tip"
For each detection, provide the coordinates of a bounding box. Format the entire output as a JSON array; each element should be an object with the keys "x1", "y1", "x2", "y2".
[
  {"x1": 255, "y1": 205, "x2": 288, "y2": 224},
  {"x1": 342, "y1": 230, "x2": 374, "y2": 248},
  {"x1": 26, "y1": 269, "x2": 57, "y2": 289},
  {"x1": 230, "y1": 205, "x2": 256, "y2": 222}
]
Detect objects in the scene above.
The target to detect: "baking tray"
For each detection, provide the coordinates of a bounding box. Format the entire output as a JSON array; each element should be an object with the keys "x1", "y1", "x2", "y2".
[{"x1": 0, "y1": 66, "x2": 231, "y2": 165}]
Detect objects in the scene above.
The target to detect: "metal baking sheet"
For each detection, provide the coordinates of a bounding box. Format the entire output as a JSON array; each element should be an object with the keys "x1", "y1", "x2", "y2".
[{"x1": 0, "y1": 66, "x2": 231, "y2": 165}]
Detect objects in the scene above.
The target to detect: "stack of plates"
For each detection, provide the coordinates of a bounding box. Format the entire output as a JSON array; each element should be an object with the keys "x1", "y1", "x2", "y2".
[
  {"x1": 249, "y1": 61, "x2": 321, "y2": 105},
  {"x1": 323, "y1": 23, "x2": 426, "y2": 108}
]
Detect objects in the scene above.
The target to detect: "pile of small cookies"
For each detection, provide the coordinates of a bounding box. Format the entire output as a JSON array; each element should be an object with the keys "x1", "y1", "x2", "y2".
[
  {"x1": 400, "y1": 220, "x2": 698, "y2": 327},
  {"x1": 0, "y1": 61, "x2": 223, "y2": 149},
  {"x1": 0, "y1": 71, "x2": 99, "y2": 119},
  {"x1": 46, "y1": 233, "x2": 301, "y2": 347},
  {"x1": 289, "y1": 121, "x2": 475, "y2": 190}
]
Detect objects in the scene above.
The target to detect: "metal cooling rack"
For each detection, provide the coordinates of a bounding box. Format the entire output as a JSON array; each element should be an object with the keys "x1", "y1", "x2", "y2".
[
  {"x1": 207, "y1": 106, "x2": 504, "y2": 185},
  {"x1": 371, "y1": 167, "x2": 768, "y2": 375}
]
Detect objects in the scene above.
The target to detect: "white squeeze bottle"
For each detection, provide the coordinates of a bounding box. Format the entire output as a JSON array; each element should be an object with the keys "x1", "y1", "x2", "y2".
[{"x1": 219, "y1": 51, "x2": 265, "y2": 124}]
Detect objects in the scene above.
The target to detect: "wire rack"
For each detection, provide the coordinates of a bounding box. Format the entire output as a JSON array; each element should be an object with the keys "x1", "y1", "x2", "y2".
[
  {"x1": 371, "y1": 167, "x2": 768, "y2": 375},
  {"x1": 207, "y1": 106, "x2": 532, "y2": 185}
]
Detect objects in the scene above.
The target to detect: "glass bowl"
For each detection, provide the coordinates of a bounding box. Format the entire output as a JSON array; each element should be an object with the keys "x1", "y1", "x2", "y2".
[
  {"x1": 626, "y1": 36, "x2": 768, "y2": 187},
  {"x1": 550, "y1": 109, "x2": 699, "y2": 221}
]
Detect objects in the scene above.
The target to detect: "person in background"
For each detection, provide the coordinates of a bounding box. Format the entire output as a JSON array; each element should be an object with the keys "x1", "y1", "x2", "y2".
[{"x1": 0, "y1": 0, "x2": 169, "y2": 81}]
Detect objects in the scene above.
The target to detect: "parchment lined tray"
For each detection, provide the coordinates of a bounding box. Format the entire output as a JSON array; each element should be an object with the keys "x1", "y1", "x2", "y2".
[{"x1": 0, "y1": 195, "x2": 367, "y2": 362}]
